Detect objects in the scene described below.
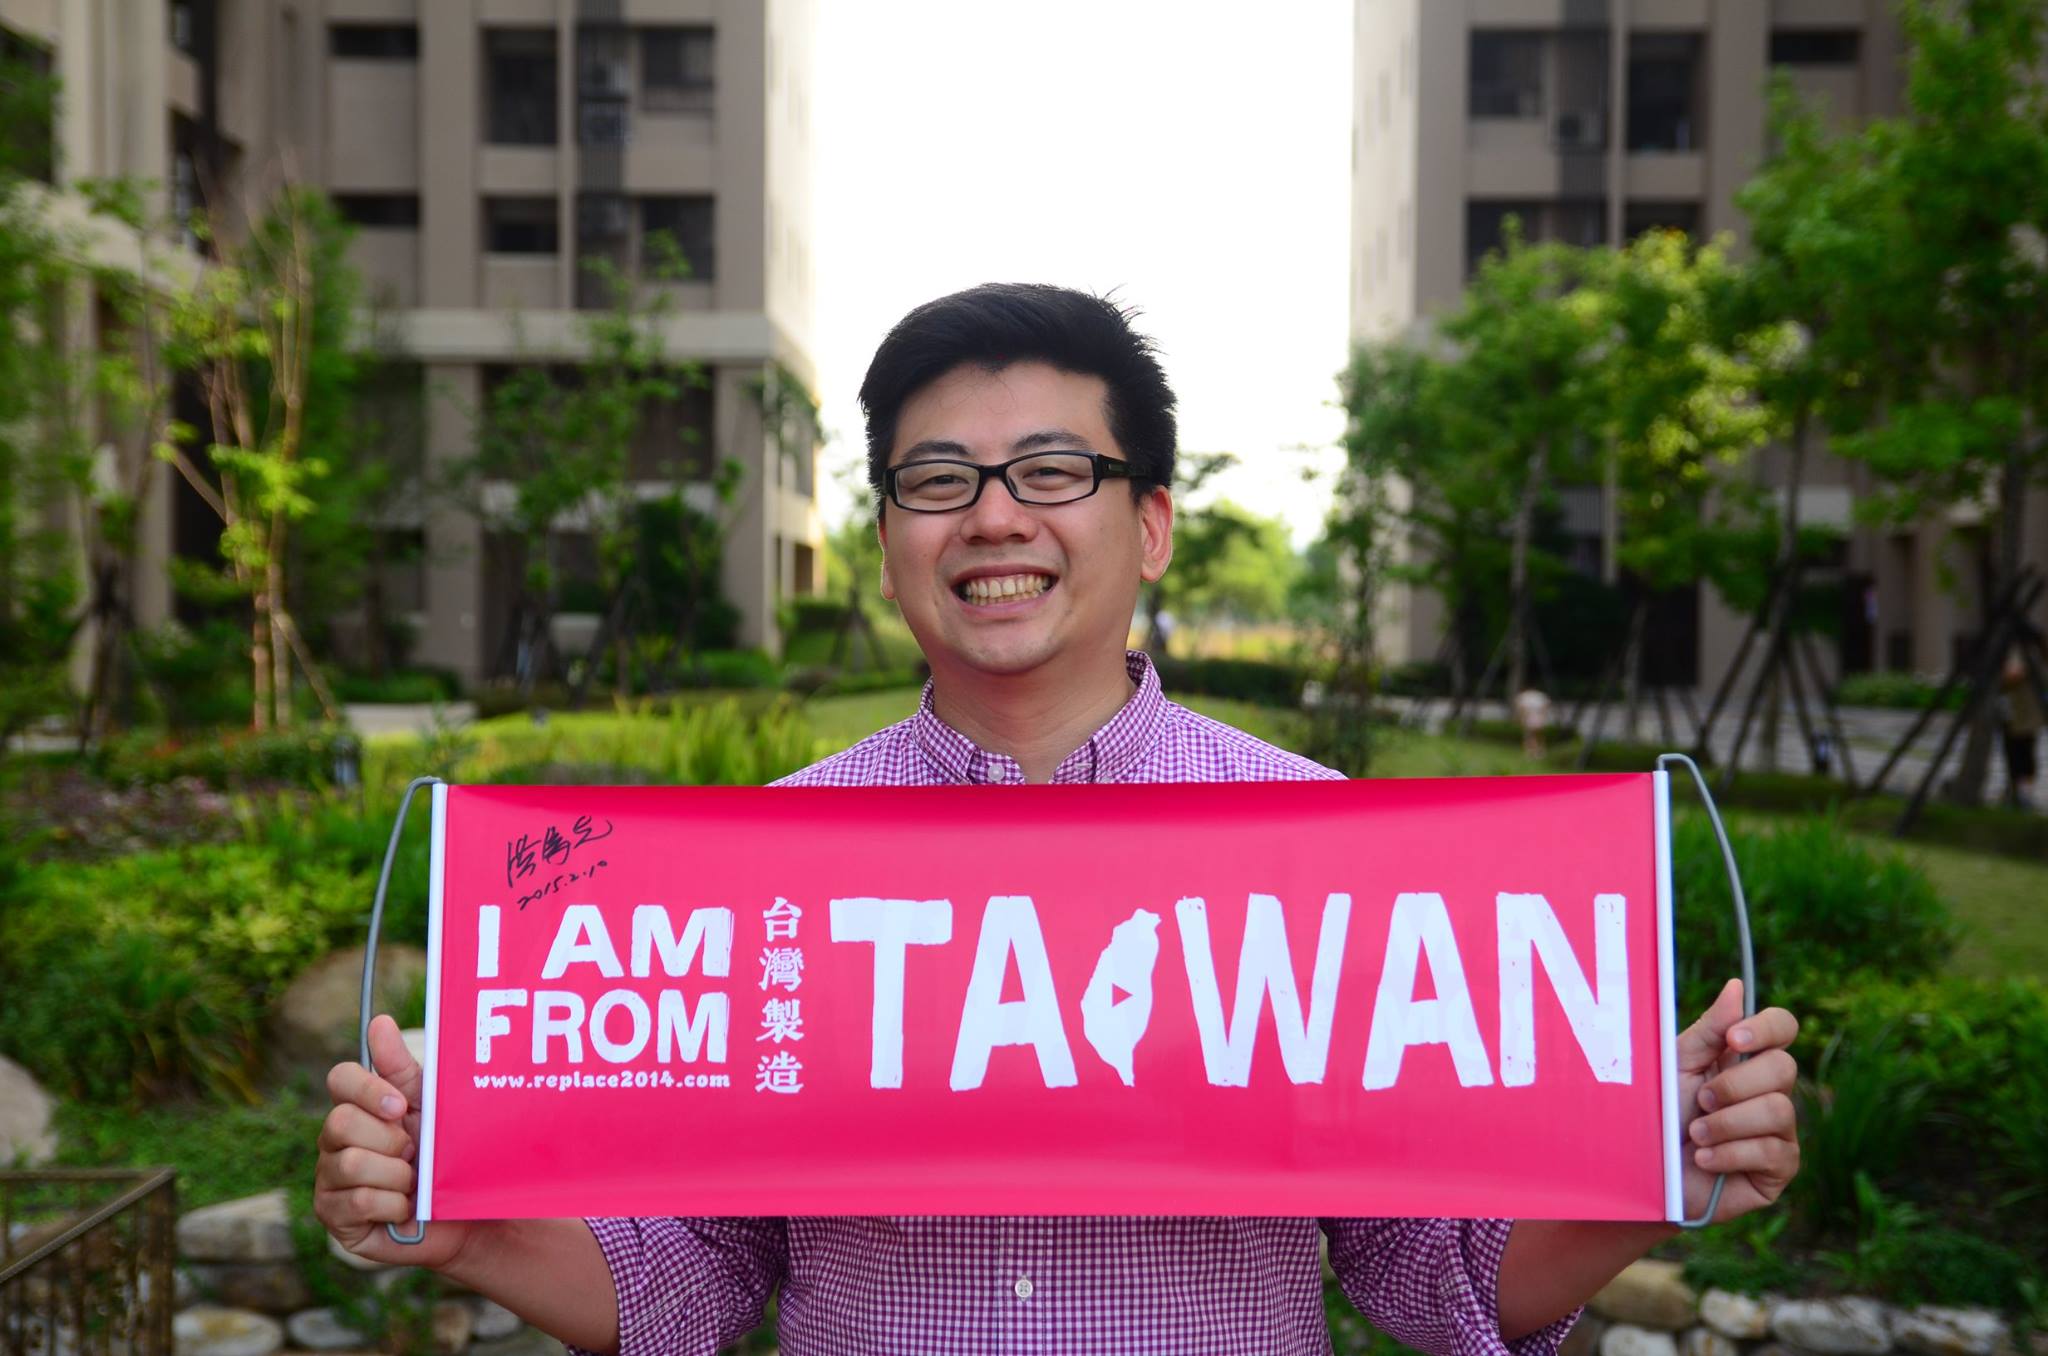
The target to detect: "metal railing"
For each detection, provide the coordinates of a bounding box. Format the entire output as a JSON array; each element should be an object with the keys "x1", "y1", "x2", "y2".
[{"x1": 0, "y1": 1169, "x2": 178, "y2": 1356}]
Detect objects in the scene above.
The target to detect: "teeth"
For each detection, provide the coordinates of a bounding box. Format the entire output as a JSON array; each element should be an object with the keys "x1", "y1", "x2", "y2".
[{"x1": 960, "y1": 573, "x2": 1052, "y2": 604}]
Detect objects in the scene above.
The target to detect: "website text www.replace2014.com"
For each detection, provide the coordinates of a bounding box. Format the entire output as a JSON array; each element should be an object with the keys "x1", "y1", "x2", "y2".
[{"x1": 472, "y1": 1070, "x2": 733, "y2": 1091}]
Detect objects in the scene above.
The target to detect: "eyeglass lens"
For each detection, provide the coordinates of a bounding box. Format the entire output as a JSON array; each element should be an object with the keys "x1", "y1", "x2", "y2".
[{"x1": 893, "y1": 453, "x2": 1098, "y2": 511}]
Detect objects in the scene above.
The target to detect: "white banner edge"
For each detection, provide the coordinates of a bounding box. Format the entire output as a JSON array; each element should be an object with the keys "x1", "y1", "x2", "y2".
[
  {"x1": 1653, "y1": 769, "x2": 1682, "y2": 1224},
  {"x1": 418, "y1": 781, "x2": 449, "y2": 1223}
]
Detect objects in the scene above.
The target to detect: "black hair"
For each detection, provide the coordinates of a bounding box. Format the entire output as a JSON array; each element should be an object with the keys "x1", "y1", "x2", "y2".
[{"x1": 859, "y1": 282, "x2": 1178, "y2": 504}]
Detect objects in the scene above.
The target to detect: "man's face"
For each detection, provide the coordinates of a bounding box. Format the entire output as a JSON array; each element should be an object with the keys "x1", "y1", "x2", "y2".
[{"x1": 878, "y1": 361, "x2": 1173, "y2": 681}]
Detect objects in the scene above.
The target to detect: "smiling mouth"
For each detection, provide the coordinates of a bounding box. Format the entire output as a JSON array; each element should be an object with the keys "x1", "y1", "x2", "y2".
[{"x1": 955, "y1": 573, "x2": 1057, "y2": 605}]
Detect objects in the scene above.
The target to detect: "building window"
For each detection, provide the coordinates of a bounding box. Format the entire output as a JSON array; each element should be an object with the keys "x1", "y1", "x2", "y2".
[
  {"x1": 330, "y1": 24, "x2": 418, "y2": 59},
  {"x1": 334, "y1": 194, "x2": 422, "y2": 228},
  {"x1": 1627, "y1": 33, "x2": 1704, "y2": 152},
  {"x1": 485, "y1": 197, "x2": 558, "y2": 253},
  {"x1": 641, "y1": 196, "x2": 715, "y2": 280},
  {"x1": 170, "y1": 2, "x2": 197, "y2": 53},
  {"x1": 0, "y1": 28, "x2": 56, "y2": 184},
  {"x1": 1466, "y1": 200, "x2": 1606, "y2": 277},
  {"x1": 1624, "y1": 201, "x2": 1700, "y2": 240},
  {"x1": 643, "y1": 27, "x2": 714, "y2": 112},
  {"x1": 1469, "y1": 32, "x2": 1544, "y2": 118},
  {"x1": 1770, "y1": 30, "x2": 1860, "y2": 66},
  {"x1": 632, "y1": 378, "x2": 715, "y2": 480},
  {"x1": 485, "y1": 28, "x2": 558, "y2": 146}
]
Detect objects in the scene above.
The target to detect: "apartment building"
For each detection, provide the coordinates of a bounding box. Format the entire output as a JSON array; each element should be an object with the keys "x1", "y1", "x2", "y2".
[
  {"x1": 1350, "y1": 0, "x2": 2045, "y2": 691},
  {"x1": 1, "y1": 0, "x2": 822, "y2": 685}
]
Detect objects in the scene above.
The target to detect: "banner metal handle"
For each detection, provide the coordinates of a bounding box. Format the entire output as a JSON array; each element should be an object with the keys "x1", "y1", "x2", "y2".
[
  {"x1": 1657, "y1": 752, "x2": 1757, "y2": 1230},
  {"x1": 359, "y1": 775, "x2": 444, "y2": 1247}
]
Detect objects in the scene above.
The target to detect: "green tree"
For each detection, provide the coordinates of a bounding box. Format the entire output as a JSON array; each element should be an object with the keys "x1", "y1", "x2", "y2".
[
  {"x1": 1590, "y1": 229, "x2": 1771, "y2": 734},
  {"x1": 1178, "y1": 501, "x2": 1299, "y2": 626},
  {"x1": 460, "y1": 241, "x2": 726, "y2": 701},
  {"x1": 0, "y1": 48, "x2": 79, "y2": 748},
  {"x1": 161, "y1": 187, "x2": 358, "y2": 729},
  {"x1": 1828, "y1": 0, "x2": 2048, "y2": 803},
  {"x1": 1436, "y1": 231, "x2": 1609, "y2": 699},
  {"x1": 1141, "y1": 451, "x2": 1253, "y2": 654}
]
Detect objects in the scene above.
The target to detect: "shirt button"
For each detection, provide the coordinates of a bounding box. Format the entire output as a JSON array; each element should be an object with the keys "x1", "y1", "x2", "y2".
[{"x1": 1014, "y1": 1276, "x2": 1034, "y2": 1301}]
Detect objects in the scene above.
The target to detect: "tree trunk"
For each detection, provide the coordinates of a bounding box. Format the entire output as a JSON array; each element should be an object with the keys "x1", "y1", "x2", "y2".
[
  {"x1": 268, "y1": 557, "x2": 292, "y2": 729},
  {"x1": 1948, "y1": 449, "x2": 2028, "y2": 803},
  {"x1": 1507, "y1": 440, "x2": 1547, "y2": 700},
  {"x1": 251, "y1": 595, "x2": 273, "y2": 732},
  {"x1": 1761, "y1": 409, "x2": 1811, "y2": 774}
]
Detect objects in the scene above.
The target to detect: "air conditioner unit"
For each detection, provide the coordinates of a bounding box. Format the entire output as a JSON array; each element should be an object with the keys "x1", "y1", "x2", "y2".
[{"x1": 581, "y1": 59, "x2": 630, "y2": 99}]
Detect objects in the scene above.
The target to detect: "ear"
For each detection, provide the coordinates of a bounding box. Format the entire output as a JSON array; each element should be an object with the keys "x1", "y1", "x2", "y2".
[
  {"x1": 1138, "y1": 485, "x2": 1174, "y2": 584},
  {"x1": 877, "y1": 510, "x2": 896, "y2": 601}
]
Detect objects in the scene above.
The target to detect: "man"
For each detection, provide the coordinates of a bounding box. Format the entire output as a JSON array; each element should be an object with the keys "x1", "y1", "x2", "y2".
[{"x1": 317, "y1": 284, "x2": 1801, "y2": 1355}]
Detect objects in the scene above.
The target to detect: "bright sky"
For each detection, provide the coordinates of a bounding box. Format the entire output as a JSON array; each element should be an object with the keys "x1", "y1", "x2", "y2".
[{"x1": 810, "y1": 1, "x2": 1355, "y2": 547}]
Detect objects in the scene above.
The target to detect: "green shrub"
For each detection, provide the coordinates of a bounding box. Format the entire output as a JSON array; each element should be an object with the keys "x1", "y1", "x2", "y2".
[
  {"x1": 1834, "y1": 672, "x2": 1964, "y2": 711},
  {"x1": 677, "y1": 649, "x2": 780, "y2": 690},
  {"x1": 471, "y1": 680, "x2": 574, "y2": 720},
  {"x1": 331, "y1": 669, "x2": 462, "y2": 705},
  {"x1": 52, "y1": 1083, "x2": 327, "y2": 1209},
  {"x1": 1153, "y1": 656, "x2": 1307, "y2": 707},
  {"x1": 1675, "y1": 1211, "x2": 1803, "y2": 1296},
  {"x1": 1670, "y1": 813, "x2": 1955, "y2": 1019},
  {"x1": 1802, "y1": 977, "x2": 2048, "y2": 1211},
  {"x1": 1795, "y1": 1031, "x2": 1931, "y2": 1234},
  {"x1": 1819, "y1": 1175, "x2": 2034, "y2": 1311},
  {"x1": 0, "y1": 842, "x2": 371, "y2": 1102},
  {"x1": 132, "y1": 622, "x2": 253, "y2": 731},
  {"x1": 99, "y1": 725, "x2": 355, "y2": 790}
]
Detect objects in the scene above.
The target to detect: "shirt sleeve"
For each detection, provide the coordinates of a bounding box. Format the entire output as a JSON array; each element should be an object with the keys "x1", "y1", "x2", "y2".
[
  {"x1": 1320, "y1": 1217, "x2": 1581, "y2": 1356},
  {"x1": 567, "y1": 1216, "x2": 787, "y2": 1356}
]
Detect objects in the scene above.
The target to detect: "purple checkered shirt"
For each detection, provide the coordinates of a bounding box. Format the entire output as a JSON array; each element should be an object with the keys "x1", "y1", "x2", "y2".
[{"x1": 578, "y1": 653, "x2": 1581, "y2": 1356}]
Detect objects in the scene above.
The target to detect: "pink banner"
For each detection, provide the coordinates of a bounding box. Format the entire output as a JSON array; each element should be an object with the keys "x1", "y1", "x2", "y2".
[{"x1": 412, "y1": 774, "x2": 1682, "y2": 1221}]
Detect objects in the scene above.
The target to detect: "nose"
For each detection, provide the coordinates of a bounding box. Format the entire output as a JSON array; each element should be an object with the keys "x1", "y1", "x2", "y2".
[{"x1": 956, "y1": 473, "x2": 1040, "y2": 544}]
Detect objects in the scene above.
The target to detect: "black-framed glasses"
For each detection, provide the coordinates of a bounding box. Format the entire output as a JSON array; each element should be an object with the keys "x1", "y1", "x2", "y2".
[{"x1": 884, "y1": 451, "x2": 1137, "y2": 514}]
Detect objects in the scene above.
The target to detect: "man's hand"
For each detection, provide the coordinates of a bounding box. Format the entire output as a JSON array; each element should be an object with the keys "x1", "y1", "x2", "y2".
[
  {"x1": 315, "y1": 1013, "x2": 473, "y2": 1271},
  {"x1": 1677, "y1": 978, "x2": 1801, "y2": 1223}
]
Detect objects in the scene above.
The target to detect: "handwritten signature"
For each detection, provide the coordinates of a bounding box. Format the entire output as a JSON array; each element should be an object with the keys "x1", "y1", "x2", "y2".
[
  {"x1": 515, "y1": 858, "x2": 610, "y2": 912},
  {"x1": 507, "y1": 815, "x2": 615, "y2": 896}
]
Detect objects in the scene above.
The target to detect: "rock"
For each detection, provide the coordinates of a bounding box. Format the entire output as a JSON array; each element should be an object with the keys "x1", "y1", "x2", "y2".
[
  {"x1": 433, "y1": 1298, "x2": 475, "y2": 1354},
  {"x1": 1893, "y1": 1307, "x2": 2010, "y2": 1356},
  {"x1": 174, "y1": 1306, "x2": 284, "y2": 1356},
  {"x1": 188, "y1": 1262, "x2": 314, "y2": 1313},
  {"x1": 1771, "y1": 1298, "x2": 1894, "y2": 1355},
  {"x1": 1681, "y1": 1326, "x2": 1741, "y2": 1356},
  {"x1": 1591, "y1": 1261, "x2": 1700, "y2": 1331},
  {"x1": 1701, "y1": 1290, "x2": 1772, "y2": 1341},
  {"x1": 474, "y1": 1331, "x2": 566, "y2": 1356},
  {"x1": 178, "y1": 1191, "x2": 294, "y2": 1263},
  {"x1": 471, "y1": 1300, "x2": 523, "y2": 1342},
  {"x1": 0, "y1": 1053, "x2": 56, "y2": 1166},
  {"x1": 1563, "y1": 1317, "x2": 1610, "y2": 1356},
  {"x1": 1602, "y1": 1324, "x2": 1681, "y2": 1356},
  {"x1": 286, "y1": 1307, "x2": 372, "y2": 1351},
  {"x1": 269, "y1": 944, "x2": 428, "y2": 1073}
]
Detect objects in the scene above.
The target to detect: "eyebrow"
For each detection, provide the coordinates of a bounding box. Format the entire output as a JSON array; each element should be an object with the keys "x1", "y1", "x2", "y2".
[{"x1": 896, "y1": 429, "x2": 1098, "y2": 464}]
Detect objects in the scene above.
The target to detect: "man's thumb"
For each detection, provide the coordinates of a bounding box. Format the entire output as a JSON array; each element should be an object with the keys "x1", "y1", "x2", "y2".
[{"x1": 366, "y1": 1012, "x2": 424, "y2": 1107}]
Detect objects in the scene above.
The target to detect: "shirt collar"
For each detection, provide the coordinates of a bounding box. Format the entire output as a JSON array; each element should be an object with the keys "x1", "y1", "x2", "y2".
[{"x1": 911, "y1": 650, "x2": 1169, "y2": 785}]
